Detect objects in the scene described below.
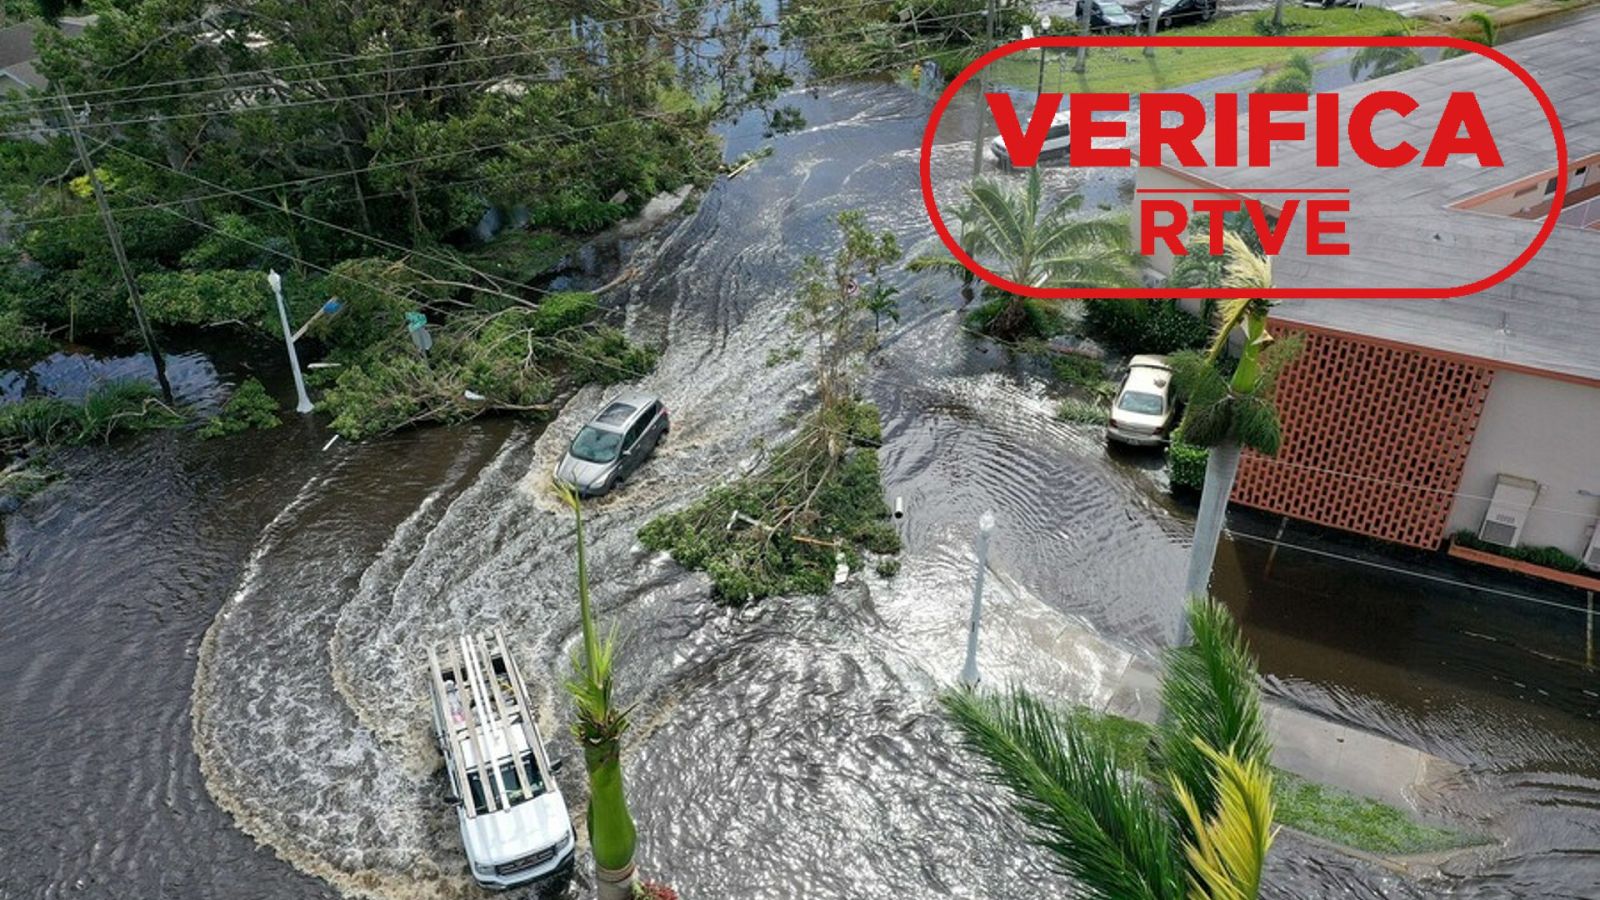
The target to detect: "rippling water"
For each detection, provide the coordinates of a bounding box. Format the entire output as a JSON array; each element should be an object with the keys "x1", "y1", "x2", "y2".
[{"x1": 5, "y1": 77, "x2": 1600, "y2": 900}]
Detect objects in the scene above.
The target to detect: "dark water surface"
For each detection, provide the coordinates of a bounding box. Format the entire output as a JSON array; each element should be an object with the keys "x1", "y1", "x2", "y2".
[{"x1": 4, "y1": 76, "x2": 1599, "y2": 900}]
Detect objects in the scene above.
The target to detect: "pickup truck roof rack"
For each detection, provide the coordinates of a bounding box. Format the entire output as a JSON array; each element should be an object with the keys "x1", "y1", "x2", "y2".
[{"x1": 427, "y1": 628, "x2": 546, "y2": 818}]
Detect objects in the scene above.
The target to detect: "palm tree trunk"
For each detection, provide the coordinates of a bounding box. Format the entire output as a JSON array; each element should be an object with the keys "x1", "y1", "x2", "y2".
[
  {"x1": 1179, "y1": 440, "x2": 1241, "y2": 644},
  {"x1": 587, "y1": 741, "x2": 638, "y2": 900}
]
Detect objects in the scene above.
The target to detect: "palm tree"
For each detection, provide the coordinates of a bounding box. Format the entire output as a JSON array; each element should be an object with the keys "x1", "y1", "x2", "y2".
[
  {"x1": 942, "y1": 600, "x2": 1277, "y2": 899},
  {"x1": 1168, "y1": 233, "x2": 1297, "y2": 642},
  {"x1": 1349, "y1": 29, "x2": 1423, "y2": 82},
  {"x1": 912, "y1": 168, "x2": 1132, "y2": 340},
  {"x1": 556, "y1": 483, "x2": 639, "y2": 900},
  {"x1": 1444, "y1": 12, "x2": 1497, "y2": 58}
]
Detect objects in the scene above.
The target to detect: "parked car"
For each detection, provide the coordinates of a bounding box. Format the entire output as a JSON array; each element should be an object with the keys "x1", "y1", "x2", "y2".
[
  {"x1": 427, "y1": 630, "x2": 575, "y2": 891},
  {"x1": 1139, "y1": 0, "x2": 1218, "y2": 30},
  {"x1": 990, "y1": 108, "x2": 1071, "y2": 169},
  {"x1": 554, "y1": 390, "x2": 670, "y2": 497},
  {"x1": 1106, "y1": 355, "x2": 1176, "y2": 446},
  {"x1": 1073, "y1": 0, "x2": 1139, "y2": 31}
]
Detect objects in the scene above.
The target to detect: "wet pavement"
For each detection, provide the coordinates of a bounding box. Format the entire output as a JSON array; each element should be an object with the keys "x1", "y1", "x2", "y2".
[{"x1": 4, "y1": 61, "x2": 1600, "y2": 900}]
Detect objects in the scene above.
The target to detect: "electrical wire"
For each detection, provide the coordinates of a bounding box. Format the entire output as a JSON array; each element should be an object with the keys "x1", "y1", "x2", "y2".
[
  {"x1": 0, "y1": 5, "x2": 990, "y2": 137},
  {"x1": 0, "y1": 0, "x2": 943, "y2": 117},
  {"x1": 1224, "y1": 527, "x2": 1598, "y2": 616}
]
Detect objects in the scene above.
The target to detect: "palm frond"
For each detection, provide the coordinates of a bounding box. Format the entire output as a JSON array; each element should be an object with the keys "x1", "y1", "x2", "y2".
[
  {"x1": 942, "y1": 688, "x2": 1187, "y2": 900},
  {"x1": 1171, "y1": 741, "x2": 1278, "y2": 900},
  {"x1": 1157, "y1": 601, "x2": 1272, "y2": 835},
  {"x1": 1220, "y1": 232, "x2": 1272, "y2": 294}
]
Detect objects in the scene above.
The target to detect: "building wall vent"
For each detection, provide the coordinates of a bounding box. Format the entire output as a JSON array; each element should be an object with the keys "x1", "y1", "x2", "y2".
[
  {"x1": 1583, "y1": 525, "x2": 1600, "y2": 573},
  {"x1": 1478, "y1": 474, "x2": 1540, "y2": 549}
]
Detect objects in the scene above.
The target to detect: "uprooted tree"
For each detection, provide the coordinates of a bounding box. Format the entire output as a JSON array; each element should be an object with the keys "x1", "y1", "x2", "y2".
[{"x1": 639, "y1": 210, "x2": 902, "y2": 602}]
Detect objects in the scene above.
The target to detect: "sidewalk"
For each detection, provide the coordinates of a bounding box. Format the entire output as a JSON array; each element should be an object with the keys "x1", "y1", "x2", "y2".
[{"x1": 1102, "y1": 657, "x2": 1460, "y2": 810}]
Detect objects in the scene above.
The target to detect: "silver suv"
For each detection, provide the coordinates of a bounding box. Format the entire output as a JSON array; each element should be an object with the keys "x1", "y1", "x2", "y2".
[{"x1": 554, "y1": 390, "x2": 670, "y2": 497}]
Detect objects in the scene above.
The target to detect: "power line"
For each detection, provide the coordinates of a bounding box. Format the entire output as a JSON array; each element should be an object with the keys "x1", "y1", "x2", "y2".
[
  {"x1": 1225, "y1": 528, "x2": 1596, "y2": 616},
  {"x1": 3, "y1": 22, "x2": 977, "y2": 230},
  {"x1": 0, "y1": 3, "x2": 774, "y2": 112},
  {"x1": 0, "y1": 2, "x2": 985, "y2": 129}
]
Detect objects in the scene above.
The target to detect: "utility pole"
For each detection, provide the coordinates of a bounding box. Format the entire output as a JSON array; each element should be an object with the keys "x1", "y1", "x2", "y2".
[
  {"x1": 969, "y1": 0, "x2": 998, "y2": 179},
  {"x1": 1076, "y1": 1, "x2": 1091, "y2": 73},
  {"x1": 961, "y1": 510, "x2": 997, "y2": 687},
  {"x1": 1036, "y1": 16, "x2": 1052, "y2": 96},
  {"x1": 57, "y1": 88, "x2": 174, "y2": 403},
  {"x1": 1145, "y1": 0, "x2": 1160, "y2": 58}
]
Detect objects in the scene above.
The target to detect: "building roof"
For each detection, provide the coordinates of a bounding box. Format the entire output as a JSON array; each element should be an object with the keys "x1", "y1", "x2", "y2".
[{"x1": 1148, "y1": 20, "x2": 1600, "y2": 385}]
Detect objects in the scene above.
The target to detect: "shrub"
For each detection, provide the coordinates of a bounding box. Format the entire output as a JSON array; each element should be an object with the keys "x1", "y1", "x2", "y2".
[
  {"x1": 1058, "y1": 399, "x2": 1109, "y2": 425},
  {"x1": 1050, "y1": 352, "x2": 1105, "y2": 388},
  {"x1": 199, "y1": 378, "x2": 282, "y2": 439},
  {"x1": 1167, "y1": 437, "x2": 1208, "y2": 492},
  {"x1": 966, "y1": 294, "x2": 1067, "y2": 342},
  {"x1": 1082, "y1": 300, "x2": 1210, "y2": 355},
  {"x1": 1452, "y1": 530, "x2": 1583, "y2": 573}
]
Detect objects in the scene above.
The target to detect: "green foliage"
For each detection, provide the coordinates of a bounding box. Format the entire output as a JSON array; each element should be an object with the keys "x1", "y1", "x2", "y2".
[
  {"x1": 1254, "y1": 53, "x2": 1314, "y2": 94},
  {"x1": 198, "y1": 378, "x2": 281, "y2": 439},
  {"x1": 941, "y1": 170, "x2": 1132, "y2": 341},
  {"x1": 0, "y1": 307, "x2": 53, "y2": 366},
  {"x1": 1050, "y1": 353, "x2": 1107, "y2": 388},
  {"x1": 1166, "y1": 438, "x2": 1209, "y2": 492},
  {"x1": 940, "y1": 602, "x2": 1275, "y2": 900},
  {"x1": 965, "y1": 294, "x2": 1068, "y2": 342},
  {"x1": 784, "y1": 0, "x2": 1025, "y2": 79},
  {"x1": 527, "y1": 292, "x2": 599, "y2": 336},
  {"x1": 316, "y1": 295, "x2": 652, "y2": 440},
  {"x1": 789, "y1": 210, "x2": 902, "y2": 406},
  {"x1": 0, "y1": 0, "x2": 777, "y2": 430},
  {"x1": 1058, "y1": 398, "x2": 1110, "y2": 426},
  {"x1": 875, "y1": 556, "x2": 901, "y2": 578},
  {"x1": 1349, "y1": 29, "x2": 1423, "y2": 81},
  {"x1": 1452, "y1": 530, "x2": 1584, "y2": 573},
  {"x1": 139, "y1": 269, "x2": 277, "y2": 328},
  {"x1": 1082, "y1": 301, "x2": 1211, "y2": 355},
  {"x1": 1170, "y1": 339, "x2": 1297, "y2": 456},
  {"x1": 639, "y1": 402, "x2": 899, "y2": 604},
  {"x1": 0, "y1": 382, "x2": 182, "y2": 452},
  {"x1": 1157, "y1": 601, "x2": 1274, "y2": 834},
  {"x1": 465, "y1": 230, "x2": 577, "y2": 285},
  {"x1": 941, "y1": 688, "x2": 1188, "y2": 900}
]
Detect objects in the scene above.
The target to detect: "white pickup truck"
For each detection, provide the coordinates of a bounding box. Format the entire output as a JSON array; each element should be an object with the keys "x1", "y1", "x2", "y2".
[{"x1": 427, "y1": 630, "x2": 575, "y2": 890}]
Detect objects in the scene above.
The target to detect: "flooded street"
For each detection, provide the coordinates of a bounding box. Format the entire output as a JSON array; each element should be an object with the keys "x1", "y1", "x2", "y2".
[{"x1": 5, "y1": 74, "x2": 1600, "y2": 900}]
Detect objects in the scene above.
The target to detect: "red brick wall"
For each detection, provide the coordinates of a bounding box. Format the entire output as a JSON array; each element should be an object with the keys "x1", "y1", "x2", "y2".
[{"x1": 1231, "y1": 324, "x2": 1495, "y2": 549}]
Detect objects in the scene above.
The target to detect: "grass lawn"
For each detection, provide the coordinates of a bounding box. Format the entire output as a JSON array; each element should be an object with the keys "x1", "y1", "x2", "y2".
[
  {"x1": 987, "y1": 7, "x2": 1413, "y2": 95},
  {"x1": 1065, "y1": 706, "x2": 1482, "y2": 856}
]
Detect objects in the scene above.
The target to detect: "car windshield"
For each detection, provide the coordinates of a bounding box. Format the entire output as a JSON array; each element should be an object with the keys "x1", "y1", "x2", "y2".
[
  {"x1": 466, "y1": 751, "x2": 545, "y2": 814},
  {"x1": 569, "y1": 426, "x2": 622, "y2": 463},
  {"x1": 1118, "y1": 390, "x2": 1165, "y2": 415},
  {"x1": 1101, "y1": 2, "x2": 1127, "y2": 13}
]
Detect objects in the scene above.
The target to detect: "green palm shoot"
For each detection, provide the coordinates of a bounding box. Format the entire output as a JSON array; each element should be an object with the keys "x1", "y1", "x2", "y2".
[{"x1": 555, "y1": 482, "x2": 638, "y2": 878}]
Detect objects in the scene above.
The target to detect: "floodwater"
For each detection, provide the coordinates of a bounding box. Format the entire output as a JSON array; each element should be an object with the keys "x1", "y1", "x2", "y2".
[{"x1": 5, "y1": 71, "x2": 1600, "y2": 900}]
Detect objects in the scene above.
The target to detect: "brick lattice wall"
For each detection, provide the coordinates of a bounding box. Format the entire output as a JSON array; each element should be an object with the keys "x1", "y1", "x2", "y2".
[{"x1": 1231, "y1": 325, "x2": 1495, "y2": 549}]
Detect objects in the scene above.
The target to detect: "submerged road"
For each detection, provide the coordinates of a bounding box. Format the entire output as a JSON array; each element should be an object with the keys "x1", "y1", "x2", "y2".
[{"x1": 3, "y1": 76, "x2": 1599, "y2": 900}]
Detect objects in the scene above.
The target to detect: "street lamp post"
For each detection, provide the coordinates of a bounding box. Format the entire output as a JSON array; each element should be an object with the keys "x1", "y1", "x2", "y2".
[
  {"x1": 268, "y1": 269, "x2": 314, "y2": 414},
  {"x1": 1036, "y1": 17, "x2": 1052, "y2": 96},
  {"x1": 961, "y1": 510, "x2": 997, "y2": 687}
]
